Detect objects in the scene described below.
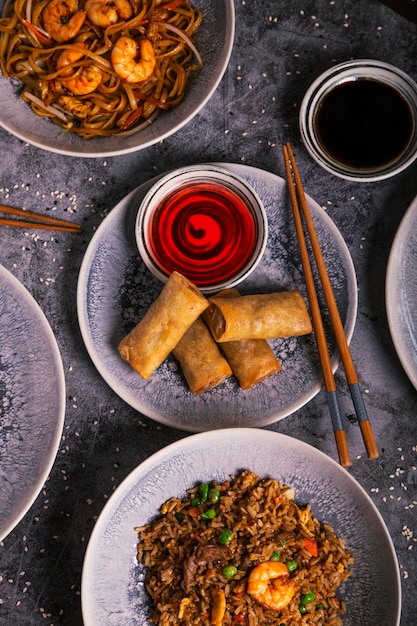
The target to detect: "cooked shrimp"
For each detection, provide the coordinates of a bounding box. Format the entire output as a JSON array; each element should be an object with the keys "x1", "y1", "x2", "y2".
[
  {"x1": 57, "y1": 44, "x2": 103, "y2": 95},
  {"x1": 57, "y1": 42, "x2": 86, "y2": 72},
  {"x1": 42, "y1": 0, "x2": 86, "y2": 43},
  {"x1": 85, "y1": 0, "x2": 132, "y2": 27},
  {"x1": 247, "y1": 562, "x2": 297, "y2": 611},
  {"x1": 111, "y1": 37, "x2": 155, "y2": 83}
]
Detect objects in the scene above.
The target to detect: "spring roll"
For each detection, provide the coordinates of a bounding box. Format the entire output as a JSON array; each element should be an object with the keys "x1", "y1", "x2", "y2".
[
  {"x1": 118, "y1": 271, "x2": 209, "y2": 379},
  {"x1": 173, "y1": 317, "x2": 232, "y2": 393},
  {"x1": 205, "y1": 290, "x2": 312, "y2": 342},
  {"x1": 207, "y1": 288, "x2": 282, "y2": 389}
]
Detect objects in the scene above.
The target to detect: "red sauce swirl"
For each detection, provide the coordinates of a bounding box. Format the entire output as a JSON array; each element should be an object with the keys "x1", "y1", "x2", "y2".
[{"x1": 145, "y1": 180, "x2": 258, "y2": 287}]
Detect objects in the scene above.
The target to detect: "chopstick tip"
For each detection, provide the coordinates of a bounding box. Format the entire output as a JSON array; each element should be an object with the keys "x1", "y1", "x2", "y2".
[
  {"x1": 335, "y1": 429, "x2": 352, "y2": 468},
  {"x1": 359, "y1": 420, "x2": 379, "y2": 460}
]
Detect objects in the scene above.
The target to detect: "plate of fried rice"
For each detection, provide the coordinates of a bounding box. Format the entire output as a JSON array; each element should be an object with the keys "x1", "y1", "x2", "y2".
[{"x1": 81, "y1": 429, "x2": 401, "y2": 626}]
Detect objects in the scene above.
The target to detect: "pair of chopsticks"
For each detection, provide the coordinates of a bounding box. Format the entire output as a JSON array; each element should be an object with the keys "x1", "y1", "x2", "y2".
[
  {"x1": 0, "y1": 204, "x2": 81, "y2": 234},
  {"x1": 282, "y1": 142, "x2": 379, "y2": 467}
]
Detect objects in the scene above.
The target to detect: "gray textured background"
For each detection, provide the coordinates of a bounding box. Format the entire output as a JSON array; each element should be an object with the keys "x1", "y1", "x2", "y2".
[{"x1": 1, "y1": 1, "x2": 416, "y2": 624}]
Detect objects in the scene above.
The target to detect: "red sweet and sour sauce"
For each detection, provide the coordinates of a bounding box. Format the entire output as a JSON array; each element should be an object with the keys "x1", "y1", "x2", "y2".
[{"x1": 145, "y1": 179, "x2": 258, "y2": 287}]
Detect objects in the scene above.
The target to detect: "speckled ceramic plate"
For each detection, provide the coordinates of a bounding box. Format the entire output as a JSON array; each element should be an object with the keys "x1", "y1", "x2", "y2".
[
  {"x1": 77, "y1": 163, "x2": 357, "y2": 431},
  {"x1": 386, "y1": 193, "x2": 417, "y2": 390},
  {"x1": 0, "y1": 264, "x2": 65, "y2": 541},
  {"x1": 81, "y1": 429, "x2": 401, "y2": 626},
  {"x1": 0, "y1": 0, "x2": 234, "y2": 157}
]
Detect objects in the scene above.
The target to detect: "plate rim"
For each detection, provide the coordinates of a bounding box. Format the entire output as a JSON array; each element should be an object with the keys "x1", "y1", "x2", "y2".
[
  {"x1": 386, "y1": 193, "x2": 417, "y2": 390},
  {"x1": 81, "y1": 428, "x2": 401, "y2": 626},
  {"x1": 0, "y1": 263, "x2": 66, "y2": 541},
  {"x1": 76, "y1": 162, "x2": 358, "y2": 430}
]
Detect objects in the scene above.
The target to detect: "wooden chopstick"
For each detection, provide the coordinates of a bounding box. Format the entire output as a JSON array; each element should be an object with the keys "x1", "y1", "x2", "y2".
[
  {"x1": 282, "y1": 144, "x2": 351, "y2": 466},
  {"x1": 283, "y1": 142, "x2": 379, "y2": 464},
  {"x1": 0, "y1": 204, "x2": 82, "y2": 233}
]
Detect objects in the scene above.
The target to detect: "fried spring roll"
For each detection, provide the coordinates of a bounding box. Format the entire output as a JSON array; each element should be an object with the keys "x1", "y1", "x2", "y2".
[
  {"x1": 173, "y1": 317, "x2": 232, "y2": 393},
  {"x1": 205, "y1": 290, "x2": 312, "y2": 342},
  {"x1": 217, "y1": 288, "x2": 282, "y2": 388},
  {"x1": 205, "y1": 288, "x2": 282, "y2": 389},
  {"x1": 118, "y1": 271, "x2": 209, "y2": 379}
]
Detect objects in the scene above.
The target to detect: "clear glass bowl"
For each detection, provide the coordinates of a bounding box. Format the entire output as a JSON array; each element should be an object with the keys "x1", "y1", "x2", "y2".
[{"x1": 135, "y1": 164, "x2": 268, "y2": 294}]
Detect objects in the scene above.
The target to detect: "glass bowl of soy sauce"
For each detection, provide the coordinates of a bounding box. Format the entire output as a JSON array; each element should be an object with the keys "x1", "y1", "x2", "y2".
[
  {"x1": 135, "y1": 164, "x2": 268, "y2": 294},
  {"x1": 299, "y1": 59, "x2": 417, "y2": 181}
]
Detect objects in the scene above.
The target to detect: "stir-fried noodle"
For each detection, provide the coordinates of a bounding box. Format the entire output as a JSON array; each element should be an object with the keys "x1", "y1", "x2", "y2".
[{"x1": 0, "y1": 0, "x2": 203, "y2": 137}]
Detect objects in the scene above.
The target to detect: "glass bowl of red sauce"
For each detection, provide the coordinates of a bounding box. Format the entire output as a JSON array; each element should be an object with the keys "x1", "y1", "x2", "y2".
[
  {"x1": 135, "y1": 164, "x2": 268, "y2": 293},
  {"x1": 300, "y1": 60, "x2": 417, "y2": 182}
]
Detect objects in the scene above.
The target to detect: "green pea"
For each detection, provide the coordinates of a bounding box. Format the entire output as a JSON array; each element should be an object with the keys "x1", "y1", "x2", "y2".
[
  {"x1": 199, "y1": 483, "x2": 209, "y2": 502},
  {"x1": 315, "y1": 603, "x2": 325, "y2": 610},
  {"x1": 286, "y1": 559, "x2": 298, "y2": 573},
  {"x1": 298, "y1": 604, "x2": 307, "y2": 615},
  {"x1": 218, "y1": 530, "x2": 234, "y2": 546},
  {"x1": 200, "y1": 508, "x2": 216, "y2": 520},
  {"x1": 208, "y1": 488, "x2": 220, "y2": 503},
  {"x1": 190, "y1": 497, "x2": 200, "y2": 507},
  {"x1": 222, "y1": 565, "x2": 237, "y2": 579},
  {"x1": 174, "y1": 512, "x2": 184, "y2": 523},
  {"x1": 270, "y1": 551, "x2": 280, "y2": 561},
  {"x1": 301, "y1": 592, "x2": 315, "y2": 605}
]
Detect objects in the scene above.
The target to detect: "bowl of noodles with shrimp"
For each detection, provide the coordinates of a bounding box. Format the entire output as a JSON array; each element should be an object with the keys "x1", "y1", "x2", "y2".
[{"x1": 0, "y1": 0, "x2": 234, "y2": 157}]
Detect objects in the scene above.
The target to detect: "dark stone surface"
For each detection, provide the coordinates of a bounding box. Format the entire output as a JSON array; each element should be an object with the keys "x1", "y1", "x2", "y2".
[{"x1": 0, "y1": 1, "x2": 416, "y2": 624}]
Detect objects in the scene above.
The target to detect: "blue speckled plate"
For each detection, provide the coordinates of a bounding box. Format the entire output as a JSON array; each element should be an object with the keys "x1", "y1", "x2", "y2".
[
  {"x1": 386, "y1": 193, "x2": 417, "y2": 390},
  {"x1": 77, "y1": 163, "x2": 357, "y2": 431},
  {"x1": 0, "y1": 265, "x2": 65, "y2": 541},
  {"x1": 81, "y1": 429, "x2": 401, "y2": 626}
]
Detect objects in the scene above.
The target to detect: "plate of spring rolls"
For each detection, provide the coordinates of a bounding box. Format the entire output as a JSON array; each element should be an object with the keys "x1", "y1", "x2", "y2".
[{"x1": 77, "y1": 163, "x2": 357, "y2": 431}]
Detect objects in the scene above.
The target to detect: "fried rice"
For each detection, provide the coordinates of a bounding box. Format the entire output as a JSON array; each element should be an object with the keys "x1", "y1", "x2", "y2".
[{"x1": 136, "y1": 470, "x2": 354, "y2": 625}]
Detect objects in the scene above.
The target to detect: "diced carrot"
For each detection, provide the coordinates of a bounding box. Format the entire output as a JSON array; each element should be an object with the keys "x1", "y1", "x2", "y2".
[
  {"x1": 132, "y1": 90, "x2": 170, "y2": 110},
  {"x1": 303, "y1": 537, "x2": 318, "y2": 557},
  {"x1": 162, "y1": 0, "x2": 184, "y2": 10},
  {"x1": 187, "y1": 507, "x2": 200, "y2": 518},
  {"x1": 22, "y1": 19, "x2": 54, "y2": 45},
  {"x1": 233, "y1": 614, "x2": 245, "y2": 622}
]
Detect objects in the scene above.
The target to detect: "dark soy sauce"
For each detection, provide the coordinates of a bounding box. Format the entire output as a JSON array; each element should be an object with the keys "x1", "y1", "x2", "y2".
[{"x1": 315, "y1": 78, "x2": 413, "y2": 170}]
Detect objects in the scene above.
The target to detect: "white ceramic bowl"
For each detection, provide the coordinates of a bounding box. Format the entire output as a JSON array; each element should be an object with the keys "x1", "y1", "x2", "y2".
[
  {"x1": 81, "y1": 429, "x2": 401, "y2": 626},
  {"x1": 300, "y1": 59, "x2": 417, "y2": 181},
  {"x1": 0, "y1": 0, "x2": 234, "y2": 157},
  {"x1": 135, "y1": 164, "x2": 268, "y2": 294}
]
